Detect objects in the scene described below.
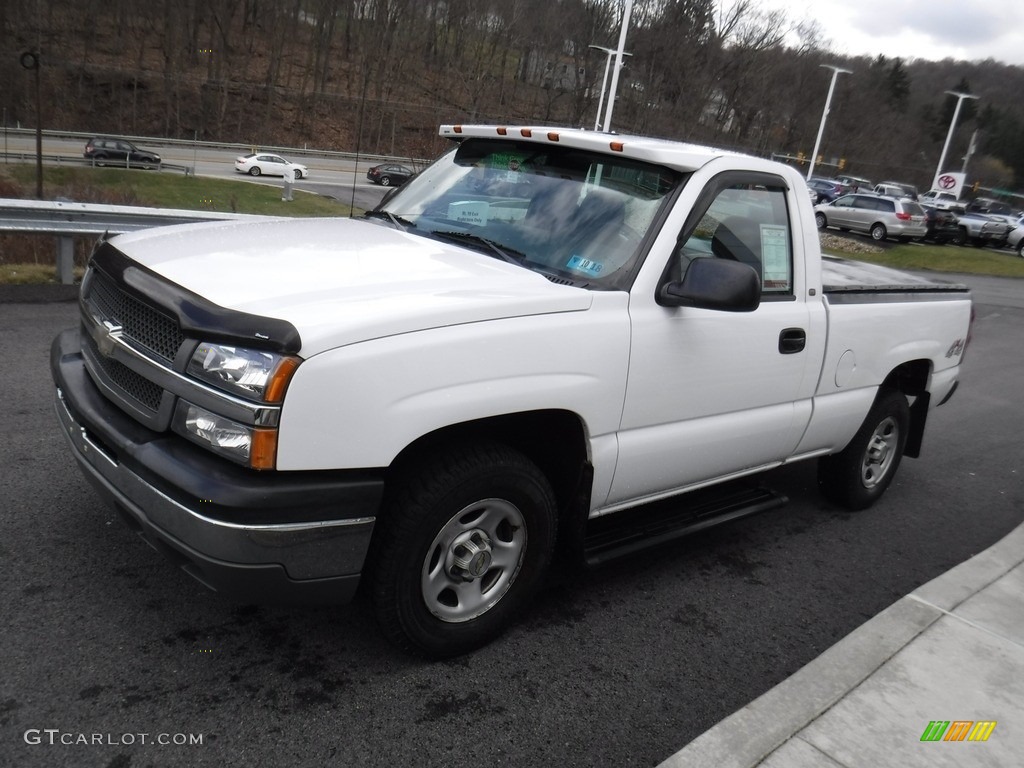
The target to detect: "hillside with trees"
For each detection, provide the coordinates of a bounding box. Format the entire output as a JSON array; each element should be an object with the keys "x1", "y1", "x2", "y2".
[{"x1": 3, "y1": 0, "x2": 1023, "y2": 197}]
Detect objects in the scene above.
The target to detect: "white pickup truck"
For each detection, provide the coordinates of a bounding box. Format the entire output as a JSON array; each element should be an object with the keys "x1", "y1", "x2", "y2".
[{"x1": 52, "y1": 125, "x2": 973, "y2": 657}]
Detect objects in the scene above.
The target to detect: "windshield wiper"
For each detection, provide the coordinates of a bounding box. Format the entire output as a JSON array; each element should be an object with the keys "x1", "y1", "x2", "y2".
[
  {"x1": 363, "y1": 210, "x2": 417, "y2": 230},
  {"x1": 430, "y1": 231, "x2": 526, "y2": 265}
]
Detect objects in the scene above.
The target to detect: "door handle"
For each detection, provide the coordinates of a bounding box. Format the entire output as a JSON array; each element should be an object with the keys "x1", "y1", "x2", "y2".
[{"x1": 779, "y1": 328, "x2": 806, "y2": 354}]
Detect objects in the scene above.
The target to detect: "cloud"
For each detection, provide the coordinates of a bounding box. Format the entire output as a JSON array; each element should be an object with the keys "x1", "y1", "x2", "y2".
[{"x1": 734, "y1": 0, "x2": 1024, "y2": 65}]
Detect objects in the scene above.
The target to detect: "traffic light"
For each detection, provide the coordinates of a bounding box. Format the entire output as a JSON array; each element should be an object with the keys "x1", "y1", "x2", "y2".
[{"x1": 838, "y1": 158, "x2": 846, "y2": 170}]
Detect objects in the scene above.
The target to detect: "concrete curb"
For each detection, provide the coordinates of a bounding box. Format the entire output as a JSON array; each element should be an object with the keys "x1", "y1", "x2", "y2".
[{"x1": 657, "y1": 521, "x2": 1024, "y2": 768}]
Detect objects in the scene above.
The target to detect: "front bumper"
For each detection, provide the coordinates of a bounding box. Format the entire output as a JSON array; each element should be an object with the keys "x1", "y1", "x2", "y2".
[{"x1": 51, "y1": 327, "x2": 384, "y2": 605}]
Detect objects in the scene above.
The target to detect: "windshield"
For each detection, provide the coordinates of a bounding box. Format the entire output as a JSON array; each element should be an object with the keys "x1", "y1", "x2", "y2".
[{"x1": 370, "y1": 138, "x2": 682, "y2": 288}]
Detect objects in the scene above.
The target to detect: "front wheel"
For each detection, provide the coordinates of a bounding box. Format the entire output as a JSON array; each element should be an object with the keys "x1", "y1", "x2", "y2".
[
  {"x1": 870, "y1": 223, "x2": 887, "y2": 241},
  {"x1": 292, "y1": 169, "x2": 303, "y2": 179},
  {"x1": 1017, "y1": 241, "x2": 1024, "y2": 258},
  {"x1": 952, "y1": 228, "x2": 967, "y2": 246},
  {"x1": 370, "y1": 442, "x2": 557, "y2": 658},
  {"x1": 818, "y1": 389, "x2": 910, "y2": 510}
]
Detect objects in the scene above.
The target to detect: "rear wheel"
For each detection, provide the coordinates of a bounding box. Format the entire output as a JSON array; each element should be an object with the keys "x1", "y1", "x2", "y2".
[
  {"x1": 815, "y1": 212, "x2": 826, "y2": 230},
  {"x1": 248, "y1": 167, "x2": 261, "y2": 176},
  {"x1": 370, "y1": 442, "x2": 557, "y2": 658},
  {"x1": 870, "y1": 223, "x2": 887, "y2": 241},
  {"x1": 818, "y1": 389, "x2": 909, "y2": 510},
  {"x1": 380, "y1": 176, "x2": 392, "y2": 186}
]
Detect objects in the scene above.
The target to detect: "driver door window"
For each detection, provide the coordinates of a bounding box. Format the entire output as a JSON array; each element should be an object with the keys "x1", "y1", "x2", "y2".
[{"x1": 675, "y1": 181, "x2": 793, "y2": 296}]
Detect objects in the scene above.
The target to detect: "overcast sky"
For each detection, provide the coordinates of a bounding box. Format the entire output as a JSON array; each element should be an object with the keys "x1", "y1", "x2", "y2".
[{"x1": 720, "y1": 0, "x2": 1024, "y2": 67}]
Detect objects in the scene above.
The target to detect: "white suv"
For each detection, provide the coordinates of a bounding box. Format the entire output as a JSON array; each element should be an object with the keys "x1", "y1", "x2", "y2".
[{"x1": 814, "y1": 193, "x2": 929, "y2": 242}]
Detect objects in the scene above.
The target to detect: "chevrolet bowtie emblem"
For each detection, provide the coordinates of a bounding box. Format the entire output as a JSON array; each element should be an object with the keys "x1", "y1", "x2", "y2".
[{"x1": 96, "y1": 319, "x2": 123, "y2": 358}]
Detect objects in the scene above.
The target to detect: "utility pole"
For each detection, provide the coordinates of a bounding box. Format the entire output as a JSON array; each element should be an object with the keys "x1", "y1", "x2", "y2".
[
  {"x1": 602, "y1": 0, "x2": 635, "y2": 132},
  {"x1": 807, "y1": 64, "x2": 851, "y2": 181},
  {"x1": 588, "y1": 45, "x2": 632, "y2": 131},
  {"x1": 20, "y1": 51, "x2": 43, "y2": 198},
  {"x1": 935, "y1": 91, "x2": 978, "y2": 182}
]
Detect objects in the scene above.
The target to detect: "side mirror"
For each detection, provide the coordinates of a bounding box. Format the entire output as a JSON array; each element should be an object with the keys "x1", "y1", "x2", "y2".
[{"x1": 657, "y1": 258, "x2": 761, "y2": 312}]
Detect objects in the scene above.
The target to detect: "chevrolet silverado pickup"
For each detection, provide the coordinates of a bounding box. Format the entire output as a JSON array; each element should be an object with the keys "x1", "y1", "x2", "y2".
[{"x1": 51, "y1": 125, "x2": 973, "y2": 657}]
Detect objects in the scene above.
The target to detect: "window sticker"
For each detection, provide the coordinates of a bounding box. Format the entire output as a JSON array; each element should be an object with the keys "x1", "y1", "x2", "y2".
[
  {"x1": 448, "y1": 201, "x2": 490, "y2": 226},
  {"x1": 759, "y1": 224, "x2": 791, "y2": 290},
  {"x1": 566, "y1": 255, "x2": 604, "y2": 277},
  {"x1": 487, "y1": 152, "x2": 528, "y2": 182}
]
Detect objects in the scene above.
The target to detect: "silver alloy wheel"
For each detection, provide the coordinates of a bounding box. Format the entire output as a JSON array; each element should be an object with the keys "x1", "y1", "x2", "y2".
[
  {"x1": 861, "y1": 415, "x2": 899, "y2": 488},
  {"x1": 421, "y1": 498, "x2": 527, "y2": 623}
]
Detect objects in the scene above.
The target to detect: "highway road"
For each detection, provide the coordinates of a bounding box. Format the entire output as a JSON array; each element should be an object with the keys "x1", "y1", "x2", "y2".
[
  {"x1": 1, "y1": 275, "x2": 1021, "y2": 767},
  {"x1": 1, "y1": 133, "x2": 400, "y2": 211}
]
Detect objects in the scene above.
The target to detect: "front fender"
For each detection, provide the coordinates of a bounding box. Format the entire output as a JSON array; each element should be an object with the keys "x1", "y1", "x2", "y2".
[{"x1": 275, "y1": 298, "x2": 630, "y2": 471}]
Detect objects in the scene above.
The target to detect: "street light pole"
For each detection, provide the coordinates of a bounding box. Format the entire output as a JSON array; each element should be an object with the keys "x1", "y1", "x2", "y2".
[
  {"x1": 807, "y1": 64, "x2": 851, "y2": 181},
  {"x1": 602, "y1": 0, "x2": 635, "y2": 133},
  {"x1": 588, "y1": 45, "x2": 631, "y2": 131},
  {"x1": 935, "y1": 90, "x2": 979, "y2": 183}
]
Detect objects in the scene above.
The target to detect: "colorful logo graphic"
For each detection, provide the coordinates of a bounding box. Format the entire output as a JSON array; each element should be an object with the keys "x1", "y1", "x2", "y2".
[{"x1": 920, "y1": 721, "x2": 997, "y2": 742}]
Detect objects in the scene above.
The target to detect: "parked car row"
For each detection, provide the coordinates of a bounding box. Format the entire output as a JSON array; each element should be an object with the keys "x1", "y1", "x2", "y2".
[
  {"x1": 814, "y1": 192, "x2": 928, "y2": 242},
  {"x1": 814, "y1": 182, "x2": 1024, "y2": 252},
  {"x1": 814, "y1": 191, "x2": 1024, "y2": 250}
]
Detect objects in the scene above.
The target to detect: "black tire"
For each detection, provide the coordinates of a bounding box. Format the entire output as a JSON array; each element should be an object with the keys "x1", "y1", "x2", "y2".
[
  {"x1": 248, "y1": 166, "x2": 261, "y2": 176},
  {"x1": 952, "y1": 228, "x2": 967, "y2": 247},
  {"x1": 292, "y1": 169, "x2": 303, "y2": 179},
  {"x1": 380, "y1": 175, "x2": 392, "y2": 186},
  {"x1": 870, "y1": 223, "x2": 887, "y2": 241},
  {"x1": 818, "y1": 389, "x2": 910, "y2": 511},
  {"x1": 370, "y1": 442, "x2": 557, "y2": 658},
  {"x1": 1017, "y1": 241, "x2": 1024, "y2": 258},
  {"x1": 815, "y1": 212, "x2": 826, "y2": 230}
]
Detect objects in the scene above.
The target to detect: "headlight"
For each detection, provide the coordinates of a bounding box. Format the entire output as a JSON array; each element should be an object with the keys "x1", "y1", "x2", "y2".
[
  {"x1": 187, "y1": 343, "x2": 299, "y2": 403},
  {"x1": 173, "y1": 400, "x2": 278, "y2": 469}
]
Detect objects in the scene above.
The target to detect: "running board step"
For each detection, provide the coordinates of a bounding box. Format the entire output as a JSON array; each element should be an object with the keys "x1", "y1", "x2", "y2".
[{"x1": 583, "y1": 486, "x2": 787, "y2": 567}]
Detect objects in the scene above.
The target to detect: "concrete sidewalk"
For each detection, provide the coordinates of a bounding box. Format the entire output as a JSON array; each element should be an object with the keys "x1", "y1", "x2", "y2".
[{"x1": 659, "y1": 521, "x2": 1024, "y2": 768}]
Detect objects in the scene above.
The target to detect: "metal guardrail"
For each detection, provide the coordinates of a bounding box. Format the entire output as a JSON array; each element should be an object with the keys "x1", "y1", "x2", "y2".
[
  {"x1": 0, "y1": 198, "x2": 275, "y2": 284},
  {"x1": 1, "y1": 151, "x2": 191, "y2": 173}
]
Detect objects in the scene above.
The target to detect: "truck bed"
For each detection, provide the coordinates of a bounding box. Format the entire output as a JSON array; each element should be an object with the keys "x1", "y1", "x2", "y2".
[{"x1": 822, "y1": 255, "x2": 969, "y2": 295}]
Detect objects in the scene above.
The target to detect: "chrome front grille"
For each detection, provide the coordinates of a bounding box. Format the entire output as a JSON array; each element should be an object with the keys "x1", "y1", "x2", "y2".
[
  {"x1": 87, "y1": 268, "x2": 185, "y2": 362},
  {"x1": 81, "y1": 266, "x2": 183, "y2": 429},
  {"x1": 82, "y1": 330, "x2": 163, "y2": 412}
]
